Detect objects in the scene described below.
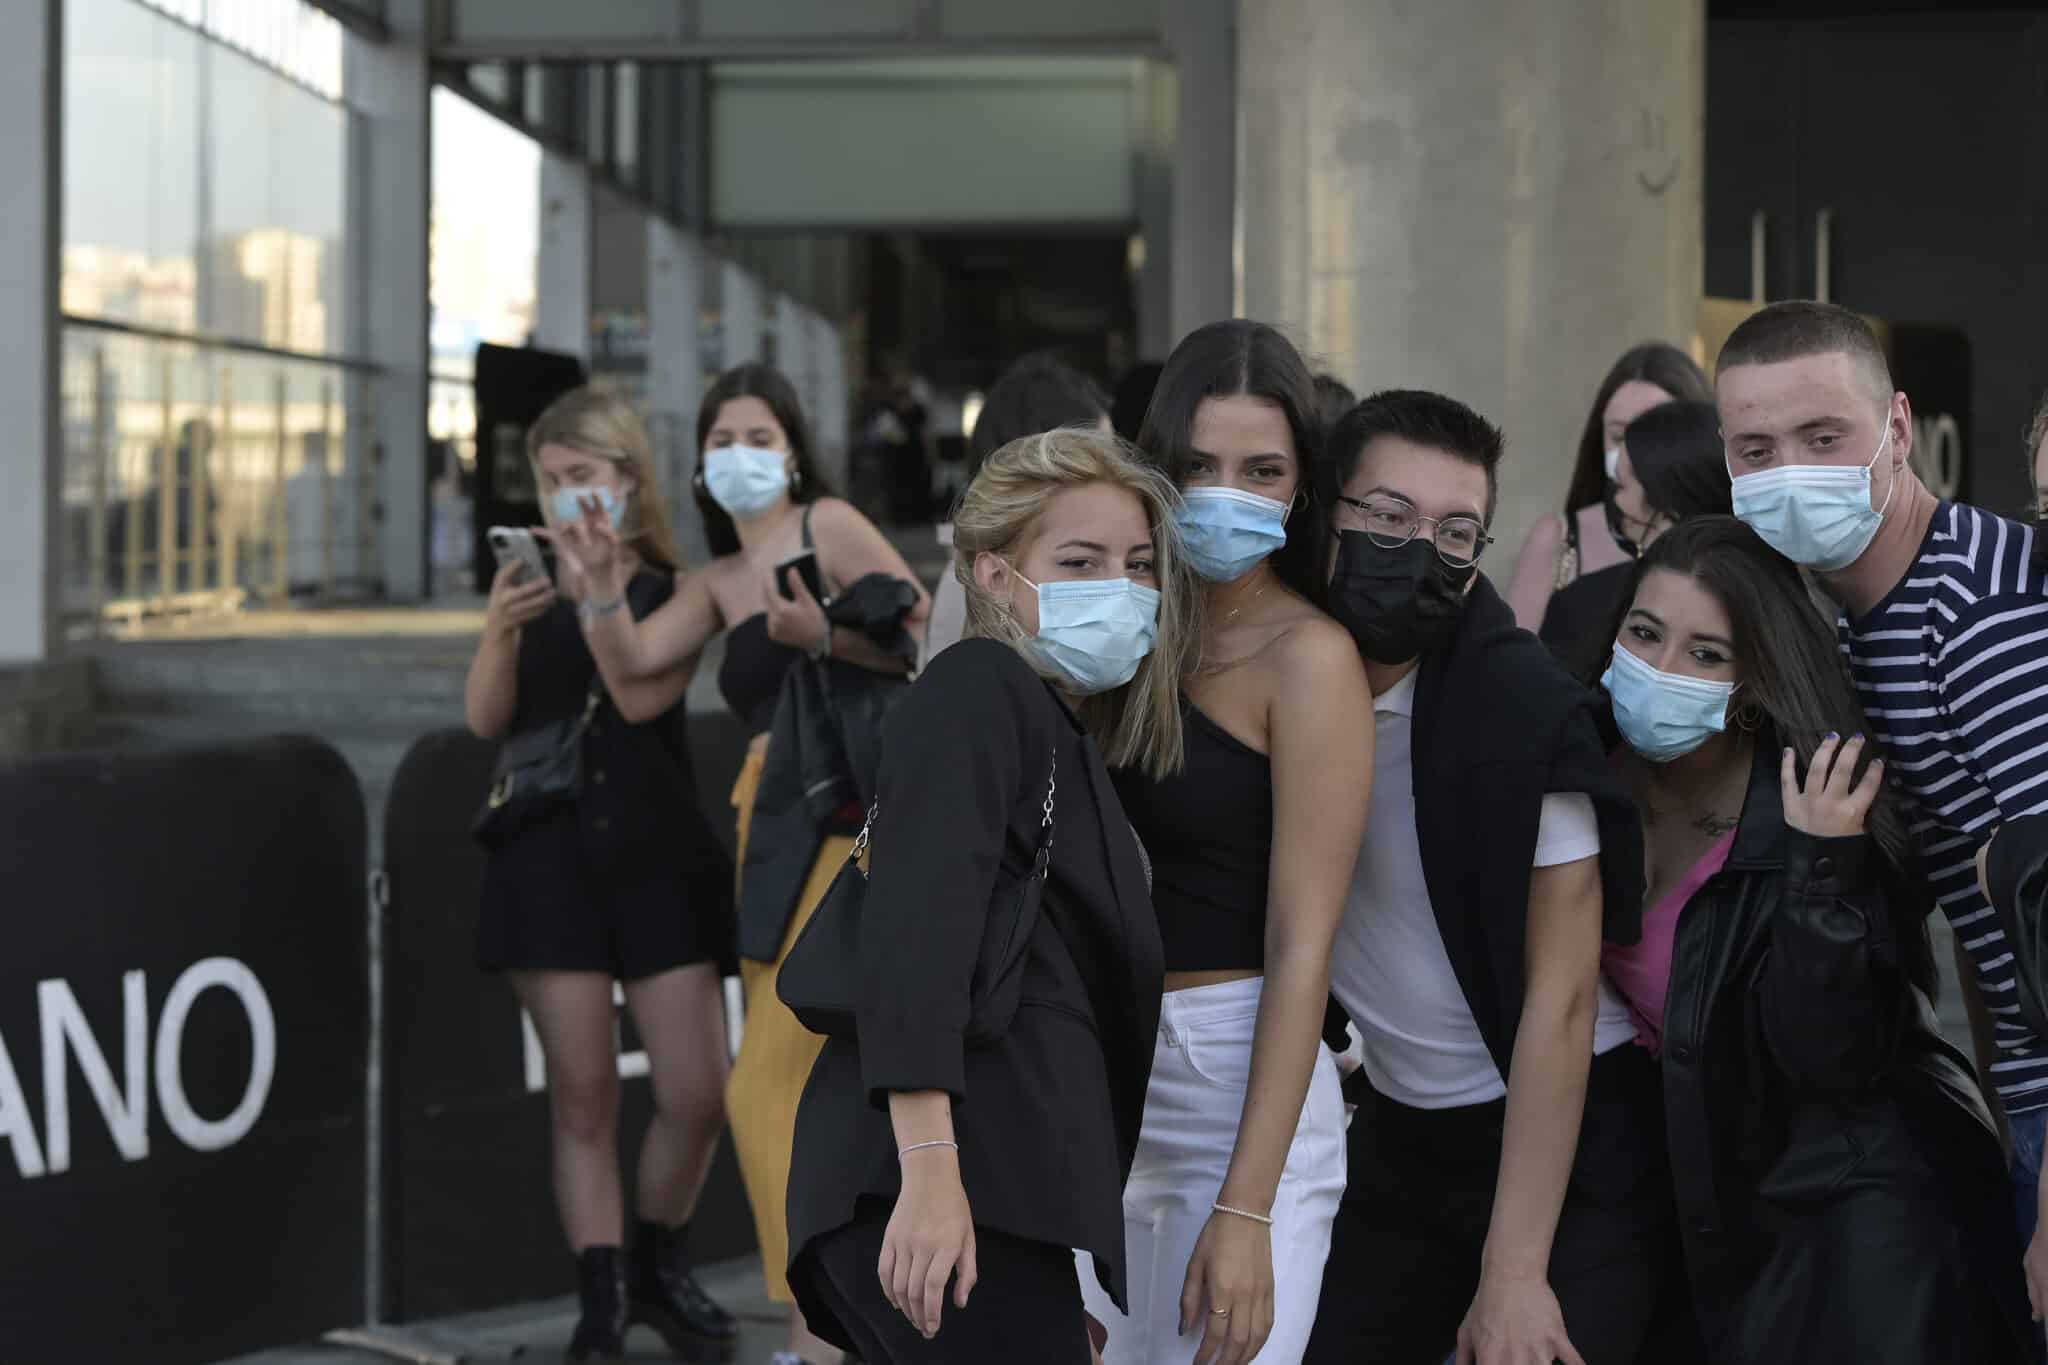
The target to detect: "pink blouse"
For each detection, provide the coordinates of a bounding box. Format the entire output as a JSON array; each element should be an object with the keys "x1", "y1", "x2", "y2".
[{"x1": 1603, "y1": 830, "x2": 1738, "y2": 1055}]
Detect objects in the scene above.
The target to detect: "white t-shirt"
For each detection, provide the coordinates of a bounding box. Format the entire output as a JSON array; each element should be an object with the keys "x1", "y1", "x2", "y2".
[{"x1": 1331, "y1": 669, "x2": 1638, "y2": 1110}]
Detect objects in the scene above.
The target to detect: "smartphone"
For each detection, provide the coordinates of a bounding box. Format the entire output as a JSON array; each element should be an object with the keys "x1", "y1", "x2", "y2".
[
  {"x1": 487, "y1": 525, "x2": 551, "y2": 586},
  {"x1": 776, "y1": 550, "x2": 824, "y2": 603}
]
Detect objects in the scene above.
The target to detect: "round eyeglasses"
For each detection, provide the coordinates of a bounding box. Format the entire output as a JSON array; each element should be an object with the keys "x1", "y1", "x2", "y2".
[{"x1": 1335, "y1": 494, "x2": 1493, "y2": 568}]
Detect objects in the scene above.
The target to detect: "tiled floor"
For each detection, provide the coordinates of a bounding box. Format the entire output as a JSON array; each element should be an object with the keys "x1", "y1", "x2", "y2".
[{"x1": 216, "y1": 1257, "x2": 802, "y2": 1365}]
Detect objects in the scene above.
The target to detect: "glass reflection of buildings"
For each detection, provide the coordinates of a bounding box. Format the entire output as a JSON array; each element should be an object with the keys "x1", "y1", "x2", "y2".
[{"x1": 60, "y1": 225, "x2": 364, "y2": 609}]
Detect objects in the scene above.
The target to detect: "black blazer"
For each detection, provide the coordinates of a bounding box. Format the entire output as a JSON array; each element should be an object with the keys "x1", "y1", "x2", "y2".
[
  {"x1": 785, "y1": 638, "x2": 1164, "y2": 1349},
  {"x1": 1409, "y1": 576, "x2": 1657, "y2": 1208},
  {"x1": 1656, "y1": 728, "x2": 2028, "y2": 1359},
  {"x1": 1411, "y1": 575, "x2": 1647, "y2": 1067}
]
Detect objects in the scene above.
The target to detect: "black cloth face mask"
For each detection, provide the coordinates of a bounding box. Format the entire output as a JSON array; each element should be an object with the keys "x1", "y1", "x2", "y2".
[{"x1": 1328, "y1": 531, "x2": 1477, "y2": 664}]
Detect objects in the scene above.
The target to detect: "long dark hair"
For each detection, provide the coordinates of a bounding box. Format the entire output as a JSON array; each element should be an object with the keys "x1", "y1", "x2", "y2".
[
  {"x1": 1562, "y1": 343, "x2": 1711, "y2": 517},
  {"x1": 968, "y1": 352, "x2": 1108, "y2": 480},
  {"x1": 1601, "y1": 516, "x2": 1935, "y2": 994},
  {"x1": 692, "y1": 364, "x2": 831, "y2": 558},
  {"x1": 1625, "y1": 400, "x2": 1732, "y2": 524},
  {"x1": 1136, "y1": 319, "x2": 1331, "y2": 606}
]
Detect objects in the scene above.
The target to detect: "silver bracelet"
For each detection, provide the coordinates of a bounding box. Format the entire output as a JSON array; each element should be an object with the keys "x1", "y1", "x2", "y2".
[
  {"x1": 579, "y1": 594, "x2": 626, "y2": 622},
  {"x1": 898, "y1": 1140, "x2": 959, "y2": 1159},
  {"x1": 1211, "y1": 1201, "x2": 1274, "y2": 1227},
  {"x1": 811, "y1": 625, "x2": 833, "y2": 662}
]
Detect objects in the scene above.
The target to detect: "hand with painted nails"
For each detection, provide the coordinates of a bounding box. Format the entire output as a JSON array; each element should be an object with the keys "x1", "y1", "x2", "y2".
[{"x1": 1781, "y1": 733, "x2": 1884, "y2": 839}]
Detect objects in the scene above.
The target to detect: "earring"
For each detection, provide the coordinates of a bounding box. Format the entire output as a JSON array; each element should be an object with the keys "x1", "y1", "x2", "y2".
[
  {"x1": 1732, "y1": 700, "x2": 1764, "y2": 733},
  {"x1": 788, "y1": 465, "x2": 803, "y2": 494}
]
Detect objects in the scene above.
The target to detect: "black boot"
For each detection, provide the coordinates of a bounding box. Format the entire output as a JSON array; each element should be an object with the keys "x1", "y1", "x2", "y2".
[
  {"x1": 628, "y1": 1219, "x2": 738, "y2": 1362},
  {"x1": 566, "y1": 1246, "x2": 628, "y2": 1362}
]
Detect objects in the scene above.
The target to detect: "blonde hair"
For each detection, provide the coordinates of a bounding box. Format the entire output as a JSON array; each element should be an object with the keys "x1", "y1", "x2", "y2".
[
  {"x1": 528, "y1": 386, "x2": 686, "y2": 572},
  {"x1": 954, "y1": 427, "x2": 1191, "y2": 779}
]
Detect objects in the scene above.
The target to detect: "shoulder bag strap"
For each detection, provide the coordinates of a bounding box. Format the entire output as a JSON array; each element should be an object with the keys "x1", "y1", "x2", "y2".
[
  {"x1": 1031, "y1": 748, "x2": 1056, "y2": 876},
  {"x1": 856, "y1": 745, "x2": 1056, "y2": 877}
]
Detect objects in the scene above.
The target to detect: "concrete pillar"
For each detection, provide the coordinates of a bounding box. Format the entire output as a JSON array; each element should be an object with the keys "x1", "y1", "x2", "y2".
[
  {"x1": 1167, "y1": 0, "x2": 1237, "y2": 349},
  {"x1": 646, "y1": 217, "x2": 707, "y2": 564},
  {"x1": 811, "y1": 311, "x2": 850, "y2": 492},
  {"x1": 1132, "y1": 59, "x2": 1176, "y2": 362},
  {"x1": 348, "y1": 0, "x2": 431, "y2": 600},
  {"x1": 1237, "y1": 0, "x2": 1703, "y2": 563},
  {"x1": 0, "y1": 0, "x2": 60, "y2": 662},
  {"x1": 722, "y1": 261, "x2": 764, "y2": 373},
  {"x1": 535, "y1": 150, "x2": 592, "y2": 364},
  {"x1": 774, "y1": 293, "x2": 814, "y2": 421}
]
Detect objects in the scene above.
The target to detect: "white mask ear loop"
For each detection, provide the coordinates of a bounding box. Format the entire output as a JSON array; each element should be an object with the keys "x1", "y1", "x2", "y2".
[{"x1": 1869, "y1": 416, "x2": 1899, "y2": 521}]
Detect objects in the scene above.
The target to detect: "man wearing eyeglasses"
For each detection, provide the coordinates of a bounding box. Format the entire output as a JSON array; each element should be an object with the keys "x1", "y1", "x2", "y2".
[{"x1": 1303, "y1": 391, "x2": 1666, "y2": 1365}]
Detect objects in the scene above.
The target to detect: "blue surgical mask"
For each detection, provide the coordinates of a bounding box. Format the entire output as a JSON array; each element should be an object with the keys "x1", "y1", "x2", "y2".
[
  {"x1": 1602, "y1": 644, "x2": 1737, "y2": 763},
  {"x1": 1175, "y1": 487, "x2": 1291, "y2": 582},
  {"x1": 550, "y1": 483, "x2": 627, "y2": 528},
  {"x1": 703, "y1": 444, "x2": 790, "y2": 518},
  {"x1": 1729, "y1": 422, "x2": 1895, "y2": 572},
  {"x1": 1016, "y1": 573, "x2": 1160, "y2": 695}
]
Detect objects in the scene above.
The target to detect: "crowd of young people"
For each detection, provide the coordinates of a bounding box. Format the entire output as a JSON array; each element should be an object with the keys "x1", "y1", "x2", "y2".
[{"x1": 470, "y1": 300, "x2": 2048, "y2": 1364}]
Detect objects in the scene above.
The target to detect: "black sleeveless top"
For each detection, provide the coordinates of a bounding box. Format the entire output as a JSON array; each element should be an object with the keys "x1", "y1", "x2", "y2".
[
  {"x1": 716, "y1": 504, "x2": 816, "y2": 736},
  {"x1": 719, "y1": 616, "x2": 804, "y2": 736},
  {"x1": 1110, "y1": 701, "x2": 1273, "y2": 972}
]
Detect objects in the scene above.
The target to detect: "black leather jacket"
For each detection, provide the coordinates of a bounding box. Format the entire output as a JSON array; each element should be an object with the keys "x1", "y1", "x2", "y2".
[
  {"x1": 1658, "y1": 732, "x2": 2029, "y2": 1361},
  {"x1": 738, "y1": 575, "x2": 918, "y2": 961}
]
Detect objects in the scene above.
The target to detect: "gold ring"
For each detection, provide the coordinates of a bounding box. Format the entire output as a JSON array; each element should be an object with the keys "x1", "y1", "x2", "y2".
[{"x1": 1210, "y1": 1307, "x2": 1232, "y2": 1316}]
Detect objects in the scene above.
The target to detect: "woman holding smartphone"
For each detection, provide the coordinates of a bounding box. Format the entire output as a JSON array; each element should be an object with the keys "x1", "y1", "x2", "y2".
[
  {"x1": 785, "y1": 425, "x2": 1192, "y2": 1363},
  {"x1": 465, "y1": 387, "x2": 738, "y2": 1362},
  {"x1": 554, "y1": 363, "x2": 928, "y2": 1365}
]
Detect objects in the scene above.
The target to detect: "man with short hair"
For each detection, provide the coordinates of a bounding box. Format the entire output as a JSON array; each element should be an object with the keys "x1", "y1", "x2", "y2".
[
  {"x1": 1717, "y1": 298, "x2": 2048, "y2": 1305},
  {"x1": 1304, "y1": 390, "x2": 1664, "y2": 1365}
]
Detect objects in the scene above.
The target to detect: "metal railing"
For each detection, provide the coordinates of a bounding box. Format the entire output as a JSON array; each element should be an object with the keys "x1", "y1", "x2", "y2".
[{"x1": 60, "y1": 317, "x2": 383, "y2": 630}]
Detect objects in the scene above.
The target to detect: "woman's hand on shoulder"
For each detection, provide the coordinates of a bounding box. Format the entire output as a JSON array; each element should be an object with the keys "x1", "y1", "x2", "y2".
[{"x1": 1782, "y1": 733, "x2": 1883, "y2": 839}]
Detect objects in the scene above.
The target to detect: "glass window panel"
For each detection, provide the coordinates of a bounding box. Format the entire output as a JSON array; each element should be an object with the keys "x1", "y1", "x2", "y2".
[
  {"x1": 522, "y1": 63, "x2": 550, "y2": 130},
  {"x1": 202, "y1": 39, "x2": 348, "y2": 353},
  {"x1": 60, "y1": 323, "x2": 368, "y2": 618},
  {"x1": 66, "y1": 0, "x2": 349, "y2": 357},
  {"x1": 583, "y1": 65, "x2": 608, "y2": 165},
  {"x1": 63, "y1": 0, "x2": 204, "y2": 333},
  {"x1": 468, "y1": 61, "x2": 512, "y2": 105},
  {"x1": 615, "y1": 62, "x2": 641, "y2": 189}
]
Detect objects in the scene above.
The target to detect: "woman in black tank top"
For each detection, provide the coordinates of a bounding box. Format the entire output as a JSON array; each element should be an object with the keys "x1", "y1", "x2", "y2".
[
  {"x1": 554, "y1": 364, "x2": 928, "y2": 1365},
  {"x1": 1084, "y1": 322, "x2": 1375, "y2": 1365}
]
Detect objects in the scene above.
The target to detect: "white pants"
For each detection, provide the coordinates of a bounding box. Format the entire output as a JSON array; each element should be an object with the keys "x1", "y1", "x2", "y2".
[{"x1": 1080, "y1": 977, "x2": 1348, "y2": 1365}]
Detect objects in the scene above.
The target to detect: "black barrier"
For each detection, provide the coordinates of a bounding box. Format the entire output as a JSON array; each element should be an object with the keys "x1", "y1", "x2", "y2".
[
  {"x1": 382, "y1": 711, "x2": 758, "y2": 1322},
  {"x1": 0, "y1": 736, "x2": 368, "y2": 1364}
]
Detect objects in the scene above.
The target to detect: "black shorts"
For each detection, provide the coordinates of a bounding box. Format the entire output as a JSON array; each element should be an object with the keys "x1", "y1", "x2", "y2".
[
  {"x1": 798, "y1": 1211, "x2": 1091, "y2": 1364},
  {"x1": 476, "y1": 808, "x2": 735, "y2": 981}
]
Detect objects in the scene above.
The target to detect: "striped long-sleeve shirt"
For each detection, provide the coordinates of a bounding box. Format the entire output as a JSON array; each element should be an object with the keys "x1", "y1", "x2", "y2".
[{"x1": 1840, "y1": 501, "x2": 2048, "y2": 1115}]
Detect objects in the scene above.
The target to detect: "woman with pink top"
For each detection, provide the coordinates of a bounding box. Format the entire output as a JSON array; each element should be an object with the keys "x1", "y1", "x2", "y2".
[{"x1": 1591, "y1": 515, "x2": 2030, "y2": 1362}]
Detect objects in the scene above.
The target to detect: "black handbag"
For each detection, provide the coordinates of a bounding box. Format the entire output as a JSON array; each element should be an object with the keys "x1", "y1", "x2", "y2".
[
  {"x1": 777, "y1": 750, "x2": 1057, "y2": 1044},
  {"x1": 471, "y1": 682, "x2": 603, "y2": 848}
]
